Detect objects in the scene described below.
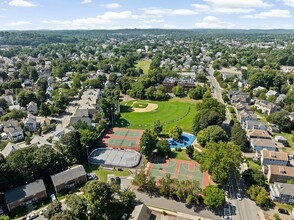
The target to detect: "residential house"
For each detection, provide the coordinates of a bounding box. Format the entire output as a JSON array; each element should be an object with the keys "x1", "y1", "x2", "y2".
[
  {"x1": 266, "y1": 90, "x2": 279, "y2": 99},
  {"x1": 130, "y1": 203, "x2": 152, "y2": 220},
  {"x1": 275, "y1": 136, "x2": 290, "y2": 147},
  {"x1": 253, "y1": 86, "x2": 267, "y2": 95},
  {"x1": 247, "y1": 129, "x2": 272, "y2": 140},
  {"x1": 37, "y1": 117, "x2": 51, "y2": 127},
  {"x1": 266, "y1": 165, "x2": 294, "y2": 183},
  {"x1": 5, "y1": 179, "x2": 47, "y2": 212},
  {"x1": 50, "y1": 165, "x2": 87, "y2": 193},
  {"x1": 237, "y1": 110, "x2": 256, "y2": 124},
  {"x1": 261, "y1": 149, "x2": 288, "y2": 167},
  {"x1": 233, "y1": 102, "x2": 251, "y2": 113},
  {"x1": 53, "y1": 128, "x2": 72, "y2": 142},
  {"x1": 23, "y1": 114, "x2": 37, "y2": 132},
  {"x1": 288, "y1": 112, "x2": 294, "y2": 123},
  {"x1": 270, "y1": 182, "x2": 294, "y2": 204},
  {"x1": 68, "y1": 109, "x2": 92, "y2": 127},
  {"x1": 254, "y1": 99, "x2": 278, "y2": 115},
  {"x1": 231, "y1": 93, "x2": 251, "y2": 105},
  {"x1": 275, "y1": 94, "x2": 286, "y2": 104},
  {"x1": 3, "y1": 120, "x2": 24, "y2": 142},
  {"x1": 1, "y1": 143, "x2": 20, "y2": 158},
  {"x1": 21, "y1": 79, "x2": 33, "y2": 88},
  {"x1": 9, "y1": 105, "x2": 20, "y2": 111},
  {"x1": 1, "y1": 95, "x2": 14, "y2": 106},
  {"x1": 26, "y1": 101, "x2": 38, "y2": 115},
  {"x1": 162, "y1": 77, "x2": 195, "y2": 92},
  {"x1": 250, "y1": 138, "x2": 278, "y2": 152}
]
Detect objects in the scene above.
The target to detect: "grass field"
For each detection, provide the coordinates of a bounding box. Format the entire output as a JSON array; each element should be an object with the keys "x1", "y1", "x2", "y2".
[
  {"x1": 132, "y1": 102, "x2": 148, "y2": 108},
  {"x1": 85, "y1": 165, "x2": 131, "y2": 182},
  {"x1": 170, "y1": 150, "x2": 191, "y2": 161},
  {"x1": 136, "y1": 59, "x2": 152, "y2": 74},
  {"x1": 117, "y1": 99, "x2": 196, "y2": 133}
]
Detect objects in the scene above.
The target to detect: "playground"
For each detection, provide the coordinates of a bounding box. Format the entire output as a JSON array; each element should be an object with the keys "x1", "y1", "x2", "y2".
[
  {"x1": 147, "y1": 157, "x2": 210, "y2": 189},
  {"x1": 100, "y1": 127, "x2": 144, "y2": 151}
]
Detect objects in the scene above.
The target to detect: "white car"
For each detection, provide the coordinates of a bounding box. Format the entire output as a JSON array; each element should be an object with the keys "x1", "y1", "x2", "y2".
[
  {"x1": 50, "y1": 194, "x2": 57, "y2": 202},
  {"x1": 236, "y1": 193, "x2": 242, "y2": 201}
]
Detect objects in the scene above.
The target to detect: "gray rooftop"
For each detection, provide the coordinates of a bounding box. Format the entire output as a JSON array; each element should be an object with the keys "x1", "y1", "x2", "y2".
[
  {"x1": 5, "y1": 179, "x2": 46, "y2": 204},
  {"x1": 130, "y1": 204, "x2": 152, "y2": 220},
  {"x1": 274, "y1": 182, "x2": 294, "y2": 196},
  {"x1": 51, "y1": 165, "x2": 86, "y2": 187},
  {"x1": 1, "y1": 143, "x2": 20, "y2": 158}
]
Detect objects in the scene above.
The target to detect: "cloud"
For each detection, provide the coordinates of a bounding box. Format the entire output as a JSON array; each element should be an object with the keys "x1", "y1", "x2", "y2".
[
  {"x1": 283, "y1": 0, "x2": 294, "y2": 7},
  {"x1": 41, "y1": 11, "x2": 140, "y2": 29},
  {"x1": 104, "y1": 3, "x2": 121, "y2": 9},
  {"x1": 195, "y1": 16, "x2": 235, "y2": 28},
  {"x1": 7, "y1": 20, "x2": 31, "y2": 25},
  {"x1": 143, "y1": 7, "x2": 198, "y2": 16},
  {"x1": 193, "y1": 0, "x2": 272, "y2": 14},
  {"x1": 242, "y1": 9, "x2": 292, "y2": 19},
  {"x1": 8, "y1": 0, "x2": 36, "y2": 7},
  {"x1": 203, "y1": 0, "x2": 271, "y2": 8},
  {"x1": 81, "y1": 0, "x2": 92, "y2": 4}
]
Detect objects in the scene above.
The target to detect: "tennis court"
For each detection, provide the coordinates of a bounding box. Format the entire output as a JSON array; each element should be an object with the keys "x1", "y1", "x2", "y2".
[
  {"x1": 100, "y1": 128, "x2": 144, "y2": 151},
  {"x1": 147, "y1": 157, "x2": 210, "y2": 189}
]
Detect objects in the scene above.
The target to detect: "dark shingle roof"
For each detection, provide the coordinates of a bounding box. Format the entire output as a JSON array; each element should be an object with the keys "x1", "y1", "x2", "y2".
[
  {"x1": 51, "y1": 165, "x2": 86, "y2": 187},
  {"x1": 5, "y1": 179, "x2": 46, "y2": 204}
]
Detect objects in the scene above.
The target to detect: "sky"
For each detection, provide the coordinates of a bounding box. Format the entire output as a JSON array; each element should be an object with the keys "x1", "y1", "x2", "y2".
[{"x1": 0, "y1": 0, "x2": 294, "y2": 30}]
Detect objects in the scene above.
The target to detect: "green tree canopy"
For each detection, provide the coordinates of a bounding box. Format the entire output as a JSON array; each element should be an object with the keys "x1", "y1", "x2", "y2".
[
  {"x1": 204, "y1": 185, "x2": 225, "y2": 208},
  {"x1": 200, "y1": 142, "x2": 242, "y2": 184},
  {"x1": 140, "y1": 129, "x2": 158, "y2": 158},
  {"x1": 168, "y1": 126, "x2": 182, "y2": 141},
  {"x1": 197, "y1": 125, "x2": 228, "y2": 147}
]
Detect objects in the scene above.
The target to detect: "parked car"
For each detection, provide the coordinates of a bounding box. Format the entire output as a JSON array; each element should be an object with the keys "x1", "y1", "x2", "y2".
[
  {"x1": 278, "y1": 208, "x2": 289, "y2": 215},
  {"x1": 50, "y1": 194, "x2": 57, "y2": 202},
  {"x1": 26, "y1": 214, "x2": 39, "y2": 220},
  {"x1": 236, "y1": 193, "x2": 242, "y2": 201},
  {"x1": 121, "y1": 213, "x2": 128, "y2": 220},
  {"x1": 87, "y1": 173, "x2": 94, "y2": 181}
]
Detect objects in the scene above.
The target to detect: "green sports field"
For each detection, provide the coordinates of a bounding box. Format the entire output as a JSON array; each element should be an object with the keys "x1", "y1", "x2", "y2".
[{"x1": 116, "y1": 99, "x2": 196, "y2": 132}]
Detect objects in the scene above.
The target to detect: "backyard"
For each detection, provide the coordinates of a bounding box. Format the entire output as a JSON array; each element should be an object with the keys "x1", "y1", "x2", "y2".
[
  {"x1": 116, "y1": 99, "x2": 196, "y2": 133},
  {"x1": 135, "y1": 59, "x2": 152, "y2": 74}
]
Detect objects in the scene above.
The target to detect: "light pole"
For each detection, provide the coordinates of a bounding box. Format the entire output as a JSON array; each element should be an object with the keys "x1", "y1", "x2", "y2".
[{"x1": 86, "y1": 146, "x2": 89, "y2": 165}]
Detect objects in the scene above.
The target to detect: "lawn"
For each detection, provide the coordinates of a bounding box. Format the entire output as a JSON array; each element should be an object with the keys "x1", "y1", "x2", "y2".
[
  {"x1": 85, "y1": 165, "x2": 131, "y2": 183},
  {"x1": 136, "y1": 59, "x2": 152, "y2": 74},
  {"x1": 247, "y1": 158, "x2": 261, "y2": 171},
  {"x1": 117, "y1": 99, "x2": 196, "y2": 133},
  {"x1": 169, "y1": 150, "x2": 191, "y2": 161}
]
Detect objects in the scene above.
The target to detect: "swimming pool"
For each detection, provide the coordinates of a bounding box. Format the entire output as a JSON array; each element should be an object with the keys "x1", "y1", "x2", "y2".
[{"x1": 168, "y1": 132, "x2": 196, "y2": 149}]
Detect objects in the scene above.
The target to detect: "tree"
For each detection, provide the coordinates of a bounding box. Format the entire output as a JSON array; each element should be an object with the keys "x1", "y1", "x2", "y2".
[
  {"x1": 247, "y1": 185, "x2": 271, "y2": 207},
  {"x1": 132, "y1": 167, "x2": 156, "y2": 192},
  {"x1": 231, "y1": 123, "x2": 249, "y2": 151},
  {"x1": 49, "y1": 210, "x2": 74, "y2": 220},
  {"x1": 45, "y1": 201, "x2": 63, "y2": 219},
  {"x1": 153, "y1": 120, "x2": 163, "y2": 135},
  {"x1": 197, "y1": 125, "x2": 228, "y2": 147},
  {"x1": 204, "y1": 185, "x2": 225, "y2": 208},
  {"x1": 200, "y1": 142, "x2": 242, "y2": 184},
  {"x1": 60, "y1": 130, "x2": 85, "y2": 163},
  {"x1": 0, "y1": 98, "x2": 8, "y2": 110},
  {"x1": 84, "y1": 181, "x2": 114, "y2": 219},
  {"x1": 119, "y1": 188, "x2": 136, "y2": 208},
  {"x1": 186, "y1": 145, "x2": 194, "y2": 159},
  {"x1": 65, "y1": 194, "x2": 87, "y2": 220},
  {"x1": 0, "y1": 215, "x2": 11, "y2": 220},
  {"x1": 39, "y1": 103, "x2": 51, "y2": 117},
  {"x1": 168, "y1": 126, "x2": 182, "y2": 141},
  {"x1": 242, "y1": 169, "x2": 267, "y2": 188},
  {"x1": 17, "y1": 90, "x2": 39, "y2": 107},
  {"x1": 267, "y1": 111, "x2": 294, "y2": 132},
  {"x1": 193, "y1": 108, "x2": 225, "y2": 135},
  {"x1": 156, "y1": 139, "x2": 171, "y2": 157},
  {"x1": 188, "y1": 86, "x2": 206, "y2": 100},
  {"x1": 172, "y1": 85, "x2": 184, "y2": 97},
  {"x1": 140, "y1": 129, "x2": 158, "y2": 158}
]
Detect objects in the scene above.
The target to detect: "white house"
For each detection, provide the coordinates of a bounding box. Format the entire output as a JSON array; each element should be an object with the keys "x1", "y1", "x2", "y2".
[
  {"x1": 266, "y1": 90, "x2": 279, "y2": 99},
  {"x1": 261, "y1": 149, "x2": 289, "y2": 167},
  {"x1": 3, "y1": 120, "x2": 24, "y2": 142},
  {"x1": 27, "y1": 101, "x2": 38, "y2": 115},
  {"x1": 23, "y1": 115, "x2": 37, "y2": 132},
  {"x1": 250, "y1": 138, "x2": 278, "y2": 152}
]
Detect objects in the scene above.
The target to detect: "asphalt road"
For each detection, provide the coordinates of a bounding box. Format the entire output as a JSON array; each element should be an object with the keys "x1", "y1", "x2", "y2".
[{"x1": 208, "y1": 65, "x2": 261, "y2": 220}]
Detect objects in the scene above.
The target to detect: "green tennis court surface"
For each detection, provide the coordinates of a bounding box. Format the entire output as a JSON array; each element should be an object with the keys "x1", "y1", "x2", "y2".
[
  {"x1": 148, "y1": 158, "x2": 203, "y2": 187},
  {"x1": 107, "y1": 138, "x2": 137, "y2": 148},
  {"x1": 113, "y1": 129, "x2": 142, "y2": 138}
]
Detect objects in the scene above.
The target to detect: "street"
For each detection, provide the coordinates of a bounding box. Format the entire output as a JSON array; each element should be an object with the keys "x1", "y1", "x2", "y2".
[{"x1": 207, "y1": 65, "x2": 261, "y2": 220}]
